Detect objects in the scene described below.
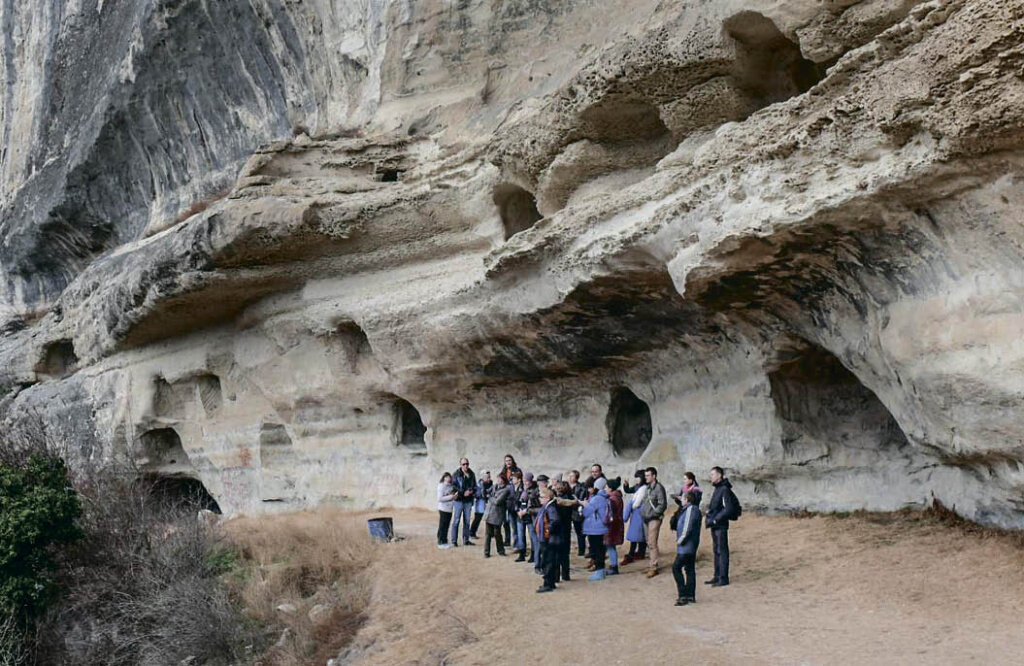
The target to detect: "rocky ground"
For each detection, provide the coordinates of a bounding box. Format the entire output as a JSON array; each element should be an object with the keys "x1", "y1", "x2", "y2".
[{"x1": 339, "y1": 509, "x2": 1024, "y2": 665}]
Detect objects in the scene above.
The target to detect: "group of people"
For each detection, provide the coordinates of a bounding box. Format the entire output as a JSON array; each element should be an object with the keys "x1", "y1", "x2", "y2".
[{"x1": 436, "y1": 454, "x2": 741, "y2": 606}]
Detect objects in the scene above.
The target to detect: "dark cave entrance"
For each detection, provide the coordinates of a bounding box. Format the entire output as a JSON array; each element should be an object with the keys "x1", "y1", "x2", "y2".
[
  {"x1": 394, "y1": 398, "x2": 427, "y2": 448},
  {"x1": 144, "y1": 475, "x2": 222, "y2": 513},
  {"x1": 35, "y1": 339, "x2": 79, "y2": 379},
  {"x1": 493, "y1": 184, "x2": 542, "y2": 240},
  {"x1": 607, "y1": 387, "x2": 653, "y2": 458},
  {"x1": 768, "y1": 343, "x2": 909, "y2": 463},
  {"x1": 137, "y1": 427, "x2": 221, "y2": 513}
]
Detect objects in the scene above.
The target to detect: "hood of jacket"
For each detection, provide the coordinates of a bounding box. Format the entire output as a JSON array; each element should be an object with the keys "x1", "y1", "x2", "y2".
[{"x1": 713, "y1": 478, "x2": 732, "y2": 489}]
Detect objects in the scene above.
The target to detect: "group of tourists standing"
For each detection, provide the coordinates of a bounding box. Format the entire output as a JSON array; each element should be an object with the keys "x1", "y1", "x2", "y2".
[{"x1": 436, "y1": 454, "x2": 741, "y2": 606}]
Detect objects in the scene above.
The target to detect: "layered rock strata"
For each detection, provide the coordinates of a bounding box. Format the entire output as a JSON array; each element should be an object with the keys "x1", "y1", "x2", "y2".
[{"x1": 2, "y1": 0, "x2": 1024, "y2": 526}]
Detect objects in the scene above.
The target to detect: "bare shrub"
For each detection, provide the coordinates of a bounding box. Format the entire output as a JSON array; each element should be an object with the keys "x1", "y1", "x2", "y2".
[{"x1": 223, "y1": 509, "x2": 377, "y2": 665}]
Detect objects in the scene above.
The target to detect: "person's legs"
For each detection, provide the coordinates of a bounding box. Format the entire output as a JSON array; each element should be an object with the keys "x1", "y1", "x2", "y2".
[
  {"x1": 646, "y1": 518, "x2": 662, "y2": 572},
  {"x1": 484, "y1": 522, "x2": 492, "y2": 556},
  {"x1": 559, "y1": 539, "x2": 571, "y2": 580},
  {"x1": 717, "y1": 528, "x2": 730, "y2": 584},
  {"x1": 449, "y1": 503, "x2": 462, "y2": 545},
  {"x1": 589, "y1": 536, "x2": 606, "y2": 570},
  {"x1": 682, "y1": 552, "x2": 696, "y2": 599},
  {"x1": 606, "y1": 545, "x2": 618, "y2": 573},
  {"x1": 515, "y1": 520, "x2": 527, "y2": 559},
  {"x1": 438, "y1": 511, "x2": 452, "y2": 545},
  {"x1": 470, "y1": 511, "x2": 483, "y2": 538},
  {"x1": 709, "y1": 528, "x2": 722, "y2": 583},
  {"x1": 461, "y1": 502, "x2": 473, "y2": 543},
  {"x1": 573, "y1": 519, "x2": 586, "y2": 556},
  {"x1": 503, "y1": 512, "x2": 512, "y2": 546},
  {"x1": 637, "y1": 540, "x2": 647, "y2": 559},
  {"x1": 542, "y1": 543, "x2": 559, "y2": 589},
  {"x1": 529, "y1": 521, "x2": 539, "y2": 565},
  {"x1": 672, "y1": 554, "x2": 687, "y2": 599}
]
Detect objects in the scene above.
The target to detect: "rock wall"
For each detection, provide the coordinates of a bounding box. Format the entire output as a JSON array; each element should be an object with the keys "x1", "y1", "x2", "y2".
[{"x1": 2, "y1": 0, "x2": 1024, "y2": 526}]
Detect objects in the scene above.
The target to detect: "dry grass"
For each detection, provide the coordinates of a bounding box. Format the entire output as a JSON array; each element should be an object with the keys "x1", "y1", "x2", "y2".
[{"x1": 223, "y1": 509, "x2": 379, "y2": 666}]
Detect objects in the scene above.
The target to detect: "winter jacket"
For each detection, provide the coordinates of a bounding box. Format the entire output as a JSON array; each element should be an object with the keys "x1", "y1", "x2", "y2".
[
  {"x1": 518, "y1": 483, "x2": 541, "y2": 522},
  {"x1": 571, "y1": 482, "x2": 588, "y2": 522},
  {"x1": 706, "y1": 478, "x2": 739, "y2": 529},
  {"x1": 582, "y1": 489, "x2": 610, "y2": 536},
  {"x1": 474, "y1": 479, "x2": 493, "y2": 514},
  {"x1": 623, "y1": 493, "x2": 646, "y2": 543},
  {"x1": 534, "y1": 501, "x2": 563, "y2": 545},
  {"x1": 451, "y1": 467, "x2": 477, "y2": 504},
  {"x1": 554, "y1": 492, "x2": 577, "y2": 538},
  {"x1": 675, "y1": 503, "x2": 702, "y2": 555},
  {"x1": 679, "y1": 482, "x2": 703, "y2": 507},
  {"x1": 604, "y1": 489, "x2": 624, "y2": 546},
  {"x1": 499, "y1": 465, "x2": 522, "y2": 484},
  {"x1": 640, "y1": 481, "x2": 668, "y2": 522},
  {"x1": 437, "y1": 482, "x2": 457, "y2": 512},
  {"x1": 484, "y1": 483, "x2": 511, "y2": 525}
]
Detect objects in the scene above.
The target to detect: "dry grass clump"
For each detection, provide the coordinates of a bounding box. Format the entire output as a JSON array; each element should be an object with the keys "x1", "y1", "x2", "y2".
[{"x1": 223, "y1": 509, "x2": 378, "y2": 666}]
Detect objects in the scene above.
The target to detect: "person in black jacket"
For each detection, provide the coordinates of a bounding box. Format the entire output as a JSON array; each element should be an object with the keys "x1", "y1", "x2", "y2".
[
  {"x1": 450, "y1": 458, "x2": 477, "y2": 547},
  {"x1": 672, "y1": 491, "x2": 702, "y2": 606},
  {"x1": 568, "y1": 470, "x2": 588, "y2": 556},
  {"x1": 705, "y1": 466, "x2": 739, "y2": 587}
]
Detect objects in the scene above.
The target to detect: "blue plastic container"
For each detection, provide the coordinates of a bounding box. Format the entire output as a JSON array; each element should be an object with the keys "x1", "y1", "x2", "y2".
[{"x1": 367, "y1": 516, "x2": 394, "y2": 542}]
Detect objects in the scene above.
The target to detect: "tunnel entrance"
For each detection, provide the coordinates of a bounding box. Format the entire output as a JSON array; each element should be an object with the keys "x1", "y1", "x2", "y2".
[
  {"x1": 768, "y1": 343, "x2": 909, "y2": 466},
  {"x1": 394, "y1": 398, "x2": 427, "y2": 449},
  {"x1": 607, "y1": 387, "x2": 653, "y2": 458},
  {"x1": 144, "y1": 475, "x2": 221, "y2": 513}
]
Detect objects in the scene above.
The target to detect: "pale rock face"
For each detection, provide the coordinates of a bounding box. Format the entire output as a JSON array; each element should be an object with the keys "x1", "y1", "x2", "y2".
[{"x1": 2, "y1": 0, "x2": 1024, "y2": 527}]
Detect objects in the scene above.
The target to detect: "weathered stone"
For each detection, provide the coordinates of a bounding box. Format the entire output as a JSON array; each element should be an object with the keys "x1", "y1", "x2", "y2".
[{"x1": 2, "y1": 0, "x2": 1024, "y2": 528}]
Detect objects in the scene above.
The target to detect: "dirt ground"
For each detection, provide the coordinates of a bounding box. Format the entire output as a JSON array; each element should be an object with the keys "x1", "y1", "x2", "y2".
[{"x1": 340, "y1": 509, "x2": 1024, "y2": 665}]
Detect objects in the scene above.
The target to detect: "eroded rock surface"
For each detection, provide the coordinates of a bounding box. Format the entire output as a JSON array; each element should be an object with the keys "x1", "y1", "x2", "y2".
[{"x1": 2, "y1": 0, "x2": 1024, "y2": 526}]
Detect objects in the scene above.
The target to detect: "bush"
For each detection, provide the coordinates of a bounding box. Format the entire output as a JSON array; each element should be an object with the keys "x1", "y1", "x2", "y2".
[{"x1": 0, "y1": 454, "x2": 82, "y2": 623}]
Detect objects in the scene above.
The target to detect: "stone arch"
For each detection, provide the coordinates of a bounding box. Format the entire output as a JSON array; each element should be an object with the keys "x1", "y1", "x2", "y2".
[
  {"x1": 35, "y1": 339, "x2": 79, "y2": 379},
  {"x1": 136, "y1": 427, "x2": 220, "y2": 512},
  {"x1": 606, "y1": 387, "x2": 653, "y2": 458},
  {"x1": 493, "y1": 184, "x2": 542, "y2": 240}
]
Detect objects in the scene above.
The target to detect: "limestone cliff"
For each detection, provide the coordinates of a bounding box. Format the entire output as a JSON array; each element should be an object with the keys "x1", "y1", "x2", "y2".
[{"x1": 2, "y1": 0, "x2": 1024, "y2": 527}]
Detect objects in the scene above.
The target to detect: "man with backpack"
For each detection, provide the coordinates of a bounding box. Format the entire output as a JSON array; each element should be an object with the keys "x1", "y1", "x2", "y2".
[{"x1": 705, "y1": 466, "x2": 741, "y2": 587}]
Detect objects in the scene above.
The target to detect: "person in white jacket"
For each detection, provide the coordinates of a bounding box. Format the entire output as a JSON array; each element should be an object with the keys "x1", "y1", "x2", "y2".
[{"x1": 437, "y1": 473, "x2": 458, "y2": 549}]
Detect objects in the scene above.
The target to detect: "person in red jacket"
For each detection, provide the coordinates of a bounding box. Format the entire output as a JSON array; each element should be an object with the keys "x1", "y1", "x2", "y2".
[{"x1": 604, "y1": 477, "x2": 625, "y2": 575}]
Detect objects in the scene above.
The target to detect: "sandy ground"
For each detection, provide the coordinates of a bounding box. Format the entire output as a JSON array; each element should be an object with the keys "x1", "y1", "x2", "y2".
[{"x1": 341, "y1": 510, "x2": 1024, "y2": 665}]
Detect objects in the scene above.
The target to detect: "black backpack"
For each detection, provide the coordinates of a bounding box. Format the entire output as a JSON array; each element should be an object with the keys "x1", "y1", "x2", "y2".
[{"x1": 729, "y1": 491, "x2": 742, "y2": 521}]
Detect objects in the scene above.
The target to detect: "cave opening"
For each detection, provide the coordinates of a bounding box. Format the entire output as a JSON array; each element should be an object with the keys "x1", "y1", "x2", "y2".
[
  {"x1": 578, "y1": 97, "x2": 671, "y2": 144},
  {"x1": 394, "y1": 398, "x2": 427, "y2": 448},
  {"x1": 144, "y1": 475, "x2": 222, "y2": 514},
  {"x1": 35, "y1": 339, "x2": 79, "y2": 379},
  {"x1": 197, "y1": 373, "x2": 223, "y2": 416},
  {"x1": 768, "y1": 343, "x2": 909, "y2": 465},
  {"x1": 493, "y1": 184, "x2": 542, "y2": 240},
  {"x1": 724, "y1": 11, "x2": 826, "y2": 107},
  {"x1": 606, "y1": 387, "x2": 653, "y2": 458}
]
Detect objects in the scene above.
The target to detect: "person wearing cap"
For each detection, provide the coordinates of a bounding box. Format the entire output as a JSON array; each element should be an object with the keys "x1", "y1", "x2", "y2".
[
  {"x1": 450, "y1": 458, "x2": 477, "y2": 547},
  {"x1": 471, "y1": 470, "x2": 492, "y2": 540},
  {"x1": 581, "y1": 477, "x2": 610, "y2": 581},
  {"x1": 534, "y1": 487, "x2": 563, "y2": 593}
]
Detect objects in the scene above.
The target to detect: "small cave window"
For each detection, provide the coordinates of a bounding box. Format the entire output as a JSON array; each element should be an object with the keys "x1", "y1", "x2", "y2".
[
  {"x1": 335, "y1": 321, "x2": 373, "y2": 371},
  {"x1": 139, "y1": 428, "x2": 190, "y2": 470},
  {"x1": 724, "y1": 11, "x2": 826, "y2": 106},
  {"x1": 394, "y1": 398, "x2": 427, "y2": 448},
  {"x1": 35, "y1": 339, "x2": 78, "y2": 379},
  {"x1": 259, "y1": 423, "x2": 293, "y2": 448},
  {"x1": 494, "y1": 184, "x2": 542, "y2": 240},
  {"x1": 197, "y1": 374, "x2": 223, "y2": 416},
  {"x1": 375, "y1": 167, "x2": 404, "y2": 182},
  {"x1": 606, "y1": 387, "x2": 653, "y2": 458},
  {"x1": 578, "y1": 97, "x2": 671, "y2": 144}
]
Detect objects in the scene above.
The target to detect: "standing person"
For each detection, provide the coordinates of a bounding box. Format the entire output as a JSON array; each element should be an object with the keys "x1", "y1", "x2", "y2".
[
  {"x1": 622, "y1": 469, "x2": 648, "y2": 565},
  {"x1": 705, "y1": 466, "x2": 740, "y2": 587},
  {"x1": 672, "y1": 491, "x2": 702, "y2": 606},
  {"x1": 499, "y1": 455, "x2": 522, "y2": 546},
  {"x1": 532, "y1": 475, "x2": 550, "y2": 571},
  {"x1": 678, "y1": 471, "x2": 703, "y2": 507},
  {"x1": 437, "y1": 473, "x2": 458, "y2": 549},
  {"x1": 569, "y1": 470, "x2": 588, "y2": 556},
  {"x1": 535, "y1": 488, "x2": 563, "y2": 593},
  {"x1": 450, "y1": 458, "x2": 477, "y2": 547},
  {"x1": 604, "y1": 477, "x2": 625, "y2": 575},
  {"x1": 471, "y1": 471, "x2": 492, "y2": 540},
  {"x1": 517, "y1": 473, "x2": 541, "y2": 570},
  {"x1": 584, "y1": 463, "x2": 605, "y2": 488},
  {"x1": 509, "y1": 471, "x2": 526, "y2": 555},
  {"x1": 582, "y1": 477, "x2": 610, "y2": 581},
  {"x1": 483, "y1": 473, "x2": 511, "y2": 558},
  {"x1": 640, "y1": 467, "x2": 668, "y2": 578},
  {"x1": 553, "y1": 481, "x2": 579, "y2": 581}
]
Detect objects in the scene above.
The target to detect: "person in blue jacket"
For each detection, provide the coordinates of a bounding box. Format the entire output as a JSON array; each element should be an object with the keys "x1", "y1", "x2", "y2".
[
  {"x1": 470, "y1": 470, "x2": 492, "y2": 539},
  {"x1": 534, "y1": 487, "x2": 563, "y2": 593},
  {"x1": 582, "y1": 477, "x2": 610, "y2": 581},
  {"x1": 672, "y1": 490, "x2": 702, "y2": 606}
]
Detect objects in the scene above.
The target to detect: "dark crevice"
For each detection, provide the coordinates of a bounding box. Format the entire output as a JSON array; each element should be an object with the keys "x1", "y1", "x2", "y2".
[
  {"x1": 606, "y1": 387, "x2": 652, "y2": 458},
  {"x1": 494, "y1": 184, "x2": 542, "y2": 240},
  {"x1": 35, "y1": 339, "x2": 79, "y2": 379}
]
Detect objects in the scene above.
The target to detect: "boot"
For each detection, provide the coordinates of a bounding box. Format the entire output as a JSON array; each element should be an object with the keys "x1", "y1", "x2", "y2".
[
  {"x1": 621, "y1": 554, "x2": 635, "y2": 566},
  {"x1": 515, "y1": 553, "x2": 526, "y2": 562},
  {"x1": 674, "y1": 597, "x2": 689, "y2": 606},
  {"x1": 645, "y1": 568, "x2": 659, "y2": 579},
  {"x1": 605, "y1": 566, "x2": 619, "y2": 576}
]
